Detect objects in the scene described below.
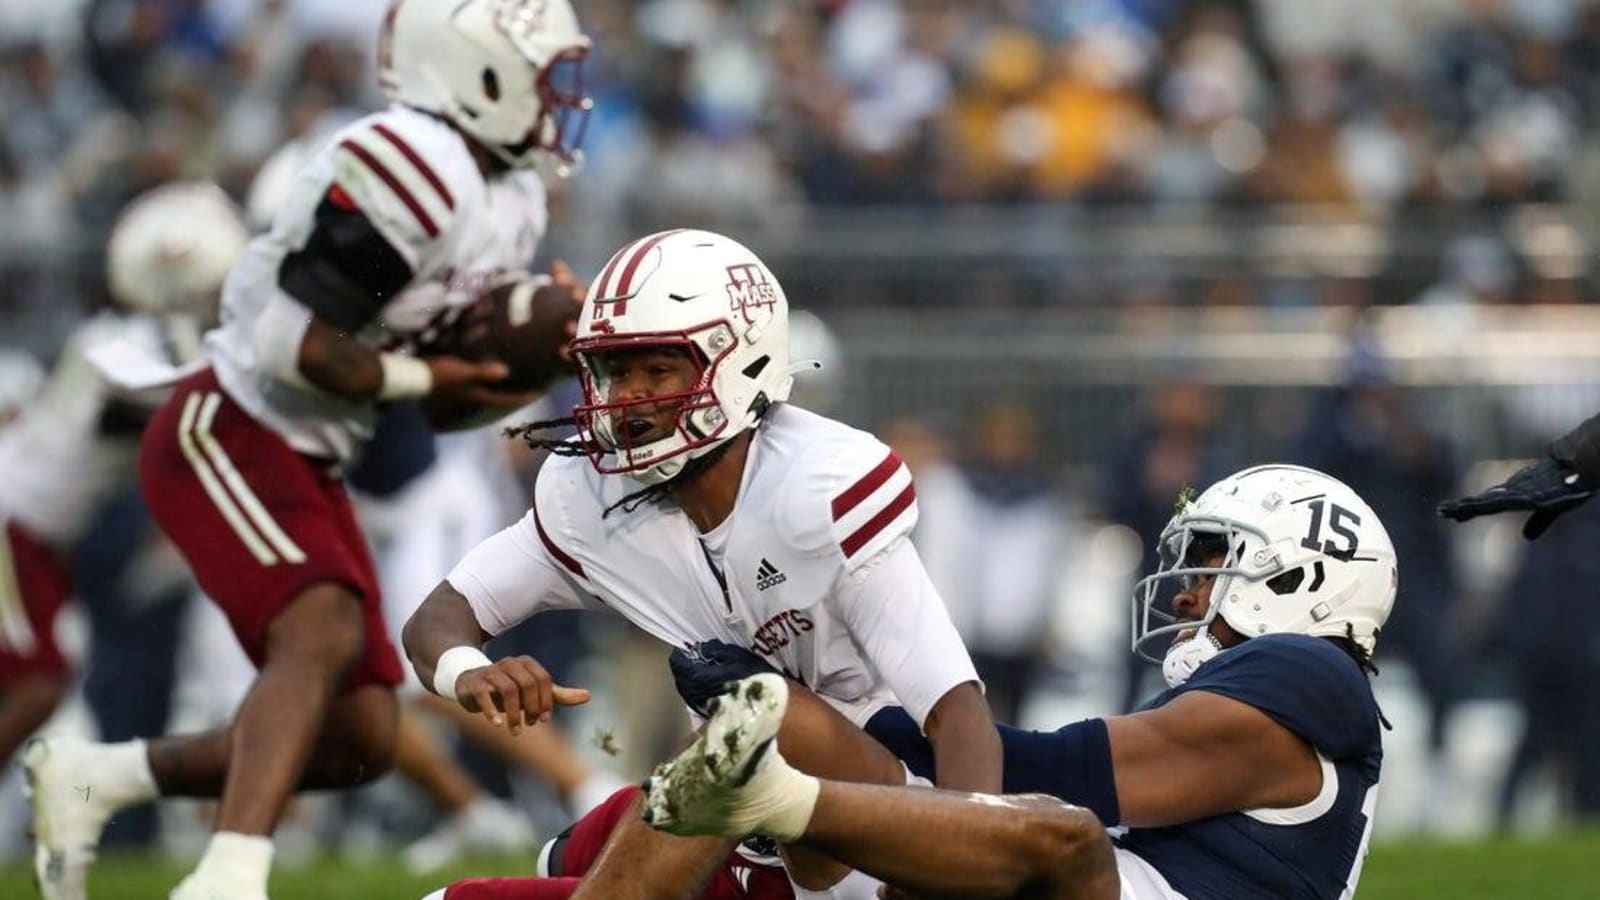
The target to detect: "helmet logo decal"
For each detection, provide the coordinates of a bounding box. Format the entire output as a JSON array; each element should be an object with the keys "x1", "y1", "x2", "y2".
[
  {"x1": 495, "y1": 0, "x2": 550, "y2": 38},
  {"x1": 725, "y1": 263, "x2": 777, "y2": 325}
]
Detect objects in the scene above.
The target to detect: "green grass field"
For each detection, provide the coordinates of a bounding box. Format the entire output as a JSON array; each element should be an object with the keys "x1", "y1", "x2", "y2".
[{"x1": 2, "y1": 833, "x2": 1597, "y2": 899}]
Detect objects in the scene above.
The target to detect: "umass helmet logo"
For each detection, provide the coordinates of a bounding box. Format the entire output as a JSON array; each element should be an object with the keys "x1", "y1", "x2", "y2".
[
  {"x1": 725, "y1": 263, "x2": 776, "y2": 325},
  {"x1": 495, "y1": 0, "x2": 551, "y2": 38}
]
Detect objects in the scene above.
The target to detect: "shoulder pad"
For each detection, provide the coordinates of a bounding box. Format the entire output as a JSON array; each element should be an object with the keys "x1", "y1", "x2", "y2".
[
  {"x1": 326, "y1": 109, "x2": 481, "y2": 271},
  {"x1": 775, "y1": 429, "x2": 918, "y2": 573},
  {"x1": 1188, "y1": 634, "x2": 1378, "y2": 759}
]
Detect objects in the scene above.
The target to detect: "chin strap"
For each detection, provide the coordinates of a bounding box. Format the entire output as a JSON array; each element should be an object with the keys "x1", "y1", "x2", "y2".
[{"x1": 1162, "y1": 627, "x2": 1223, "y2": 688}]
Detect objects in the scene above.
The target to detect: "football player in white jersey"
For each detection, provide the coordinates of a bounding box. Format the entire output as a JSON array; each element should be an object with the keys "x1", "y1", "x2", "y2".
[
  {"x1": 405, "y1": 229, "x2": 1001, "y2": 900},
  {"x1": 0, "y1": 182, "x2": 247, "y2": 773},
  {"x1": 25, "y1": 3, "x2": 592, "y2": 899},
  {"x1": 645, "y1": 465, "x2": 1397, "y2": 900}
]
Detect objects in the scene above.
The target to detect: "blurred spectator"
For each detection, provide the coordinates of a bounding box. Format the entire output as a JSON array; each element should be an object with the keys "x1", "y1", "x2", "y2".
[
  {"x1": 1294, "y1": 340, "x2": 1466, "y2": 818},
  {"x1": 1415, "y1": 233, "x2": 1519, "y2": 306},
  {"x1": 1491, "y1": 496, "x2": 1600, "y2": 824},
  {"x1": 879, "y1": 415, "x2": 976, "y2": 646},
  {"x1": 950, "y1": 403, "x2": 1066, "y2": 723},
  {"x1": 10, "y1": 0, "x2": 1600, "y2": 340},
  {"x1": 1104, "y1": 380, "x2": 1238, "y2": 711}
]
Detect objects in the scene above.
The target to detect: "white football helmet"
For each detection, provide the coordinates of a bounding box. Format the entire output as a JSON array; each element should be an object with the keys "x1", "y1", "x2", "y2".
[
  {"x1": 106, "y1": 182, "x2": 249, "y2": 319},
  {"x1": 570, "y1": 229, "x2": 799, "y2": 486},
  {"x1": 378, "y1": 0, "x2": 592, "y2": 172},
  {"x1": 1133, "y1": 464, "x2": 1398, "y2": 664},
  {"x1": 0, "y1": 350, "x2": 44, "y2": 424}
]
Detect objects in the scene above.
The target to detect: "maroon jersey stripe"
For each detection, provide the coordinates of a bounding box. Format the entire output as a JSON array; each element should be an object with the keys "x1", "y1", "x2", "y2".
[
  {"x1": 338, "y1": 139, "x2": 439, "y2": 238},
  {"x1": 831, "y1": 450, "x2": 903, "y2": 520},
  {"x1": 371, "y1": 123, "x2": 455, "y2": 211},
  {"x1": 840, "y1": 482, "x2": 916, "y2": 559},
  {"x1": 533, "y1": 505, "x2": 585, "y2": 578}
]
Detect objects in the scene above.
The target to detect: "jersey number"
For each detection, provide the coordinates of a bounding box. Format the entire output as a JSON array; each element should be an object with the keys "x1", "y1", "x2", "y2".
[{"x1": 1301, "y1": 499, "x2": 1361, "y2": 561}]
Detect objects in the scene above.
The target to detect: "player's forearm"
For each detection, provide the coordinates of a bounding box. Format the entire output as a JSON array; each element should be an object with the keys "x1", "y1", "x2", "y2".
[
  {"x1": 403, "y1": 580, "x2": 492, "y2": 689},
  {"x1": 297, "y1": 316, "x2": 384, "y2": 400},
  {"x1": 923, "y1": 681, "x2": 1003, "y2": 793}
]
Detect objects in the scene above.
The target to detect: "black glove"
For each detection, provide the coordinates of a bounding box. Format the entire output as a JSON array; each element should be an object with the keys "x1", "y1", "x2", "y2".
[
  {"x1": 1437, "y1": 457, "x2": 1596, "y2": 540},
  {"x1": 669, "y1": 640, "x2": 780, "y2": 718}
]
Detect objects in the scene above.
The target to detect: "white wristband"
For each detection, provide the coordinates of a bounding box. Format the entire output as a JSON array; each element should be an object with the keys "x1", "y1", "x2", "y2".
[
  {"x1": 432, "y1": 646, "x2": 493, "y2": 700},
  {"x1": 379, "y1": 353, "x2": 434, "y2": 400}
]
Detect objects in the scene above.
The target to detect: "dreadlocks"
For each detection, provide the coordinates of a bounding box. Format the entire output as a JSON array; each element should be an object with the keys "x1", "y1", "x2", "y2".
[
  {"x1": 503, "y1": 414, "x2": 588, "y2": 457},
  {"x1": 1329, "y1": 622, "x2": 1392, "y2": 731}
]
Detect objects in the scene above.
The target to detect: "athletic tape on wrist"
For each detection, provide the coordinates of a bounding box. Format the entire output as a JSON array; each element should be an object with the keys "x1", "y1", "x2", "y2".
[
  {"x1": 432, "y1": 646, "x2": 493, "y2": 700},
  {"x1": 379, "y1": 353, "x2": 433, "y2": 400}
]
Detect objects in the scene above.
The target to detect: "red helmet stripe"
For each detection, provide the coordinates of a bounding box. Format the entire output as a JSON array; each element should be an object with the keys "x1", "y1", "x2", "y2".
[
  {"x1": 593, "y1": 241, "x2": 634, "y2": 299},
  {"x1": 613, "y1": 229, "x2": 685, "y2": 298}
]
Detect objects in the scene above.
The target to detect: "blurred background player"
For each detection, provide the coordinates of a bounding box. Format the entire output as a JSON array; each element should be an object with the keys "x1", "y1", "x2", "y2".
[
  {"x1": 0, "y1": 182, "x2": 247, "y2": 774},
  {"x1": 244, "y1": 96, "x2": 624, "y2": 874},
  {"x1": 25, "y1": 2, "x2": 593, "y2": 899}
]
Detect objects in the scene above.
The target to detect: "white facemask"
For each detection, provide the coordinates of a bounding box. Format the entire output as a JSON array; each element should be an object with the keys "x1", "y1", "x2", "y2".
[{"x1": 1162, "y1": 627, "x2": 1223, "y2": 688}]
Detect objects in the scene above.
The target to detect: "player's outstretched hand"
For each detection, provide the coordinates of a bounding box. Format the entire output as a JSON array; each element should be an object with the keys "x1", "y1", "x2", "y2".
[
  {"x1": 1437, "y1": 457, "x2": 1596, "y2": 540},
  {"x1": 455, "y1": 655, "x2": 591, "y2": 736},
  {"x1": 670, "y1": 640, "x2": 781, "y2": 718}
]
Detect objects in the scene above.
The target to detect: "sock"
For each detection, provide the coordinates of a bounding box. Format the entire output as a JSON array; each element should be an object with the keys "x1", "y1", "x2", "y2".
[
  {"x1": 190, "y1": 832, "x2": 274, "y2": 892},
  {"x1": 100, "y1": 740, "x2": 159, "y2": 808},
  {"x1": 567, "y1": 770, "x2": 630, "y2": 817},
  {"x1": 790, "y1": 869, "x2": 885, "y2": 900},
  {"x1": 750, "y1": 749, "x2": 820, "y2": 842}
]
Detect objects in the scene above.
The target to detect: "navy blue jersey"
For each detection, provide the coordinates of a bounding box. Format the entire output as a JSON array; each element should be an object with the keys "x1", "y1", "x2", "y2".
[
  {"x1": 1115, "y1": 634, "x2": 1382, "y2": 900},
  {"x1": 346, "y1": 402, "x2": 437, "y2": 498}
]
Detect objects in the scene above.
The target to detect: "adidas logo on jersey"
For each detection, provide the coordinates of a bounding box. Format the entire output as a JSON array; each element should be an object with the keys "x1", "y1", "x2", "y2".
[{"x1": 755, "y1": 558, "x2": 787, "y2": 591}]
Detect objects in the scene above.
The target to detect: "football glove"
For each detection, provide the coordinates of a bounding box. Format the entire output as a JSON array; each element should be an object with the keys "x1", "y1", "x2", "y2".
[
  {"x1": 1440, "y1": 413, "x2": 1600, "y2": 540},
  {"x1": 669, "y1": 640, "x2": 780, "y2": 718}
]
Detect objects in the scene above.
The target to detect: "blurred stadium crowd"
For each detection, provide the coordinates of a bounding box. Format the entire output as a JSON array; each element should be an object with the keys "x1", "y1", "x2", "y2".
[
  {"x1": 8, "y1": 1, "x2": 1600, "y2": 307},
  {"x1": 2, "y1": 0, "x2": 1600, "y2": 876}
]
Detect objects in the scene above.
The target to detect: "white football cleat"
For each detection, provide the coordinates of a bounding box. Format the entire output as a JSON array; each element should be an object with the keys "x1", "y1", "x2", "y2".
[
  {"x1": 168, "y1": 872, "x2": 270, "y2": 900},
  {"x1": 402, "y1": 797, "x2": 538, "y2": 873},
  {"x1": 26, "y1": 738, "x2": 119, "y2": 900},
  {"x1": 642, "y1": 674, "x2": 816, "y2": 841}
]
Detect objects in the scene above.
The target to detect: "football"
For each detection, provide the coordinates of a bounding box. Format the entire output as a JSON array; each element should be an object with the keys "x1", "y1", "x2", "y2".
[{"x1": 433, "y1": 276, "x2": 581, "y2": 392}]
